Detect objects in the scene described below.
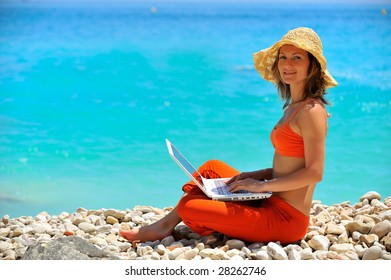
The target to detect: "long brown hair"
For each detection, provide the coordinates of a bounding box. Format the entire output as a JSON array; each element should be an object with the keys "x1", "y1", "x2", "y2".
[{"x1": 271, "y1": 51, "x2": 330, "y2": 109}]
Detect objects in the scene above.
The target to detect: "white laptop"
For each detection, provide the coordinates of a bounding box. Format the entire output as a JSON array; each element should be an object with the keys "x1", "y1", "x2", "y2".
[{"x1": 166, "y1": 139, "x2": 272, "y2": 201}]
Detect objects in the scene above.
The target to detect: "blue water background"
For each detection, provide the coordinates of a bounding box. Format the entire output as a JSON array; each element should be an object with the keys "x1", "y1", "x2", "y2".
[{"x1": 1, "y1": 1, "x2": 390, "y2": 217}]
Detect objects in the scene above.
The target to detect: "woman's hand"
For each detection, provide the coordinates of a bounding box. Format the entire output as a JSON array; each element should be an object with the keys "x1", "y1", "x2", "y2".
[
  {"x1": 226, "y1": 172, "x2": 254, "y2": 185},
  {"x1": 226, "y1": 169, "x2": 272, "y2": 185},
  {"x1": 228, "y1": 178, "x2": 266, "y2": 193}
]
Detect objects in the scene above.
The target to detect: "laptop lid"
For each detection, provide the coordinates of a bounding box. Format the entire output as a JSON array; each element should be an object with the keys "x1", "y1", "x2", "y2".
[{"x1": 166, "y1": 139, "x2": 205, "y2": 190}]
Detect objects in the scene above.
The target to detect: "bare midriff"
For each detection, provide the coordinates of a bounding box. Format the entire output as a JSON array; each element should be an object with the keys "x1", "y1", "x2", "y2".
[{"x1": 272, "y1": 153, "x2": 315, "y2": 216}]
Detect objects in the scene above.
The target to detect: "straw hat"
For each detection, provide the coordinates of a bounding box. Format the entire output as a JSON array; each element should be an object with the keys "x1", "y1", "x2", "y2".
[{"x1": 253, "y1": 27, "x2": 337, "y2": 88}]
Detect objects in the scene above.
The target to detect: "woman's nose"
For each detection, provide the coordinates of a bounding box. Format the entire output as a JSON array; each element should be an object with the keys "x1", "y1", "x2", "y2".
[{"x1": 285, "y1": 58, "x2": 293, "y2": 67}]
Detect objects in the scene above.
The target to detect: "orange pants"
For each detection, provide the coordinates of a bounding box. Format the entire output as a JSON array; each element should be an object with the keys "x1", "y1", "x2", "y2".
[{"x1": 177, "y1": 160, "x2": 309, "y2": 244}]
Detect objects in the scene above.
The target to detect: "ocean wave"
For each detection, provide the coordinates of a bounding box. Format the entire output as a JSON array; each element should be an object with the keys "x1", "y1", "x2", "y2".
[
  {"x1": 0, "y1": 192, "x2": 23, "y2": 203},
  {"x1": 233, "y1": 65, "x2": 254, "y2": 71}
]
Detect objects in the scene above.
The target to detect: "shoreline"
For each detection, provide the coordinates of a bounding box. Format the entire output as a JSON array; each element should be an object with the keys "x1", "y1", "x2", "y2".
[{"x1": 1, "y1": 191, "x2": 390, "y2": 260}]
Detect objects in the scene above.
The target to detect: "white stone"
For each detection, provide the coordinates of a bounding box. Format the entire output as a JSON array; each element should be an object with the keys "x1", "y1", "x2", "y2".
[
  {"x1": 87, "y1": 214, "x2": 100, "y2": 225},
  {"x1": 255, "y1": 250, "x2": 270, "y2": 260},
  {"x1": 266, "y1": 242, "x2": 288, "y2": 260},
  {"x1": 65, "y1": 223, "x2": 79, "y2": 232},
  {"x1": 352, "y1": 231, "x2": 362, "y2": 241},
  {"x1": 325, "y1": 223, "x2": 345, "y2": 235},
  {"x1": 360, "y1": 191, "x2": 381, "y2": 202},
  {"x1": 0, "y1": 241, "x2": 11, "y2": 253},
  {"x1": 96, "y1": 225, "x2": 112, "y2": 234},
  {"x1": 186, "y1": 254, "x2": 197, "y2": 260},
  {"x1": 155, "y1": 244, "x2": 166, "y2": 255},
  {"x1": 314, "y1": 250, "x2": 330, "y2": 260},
  {"x1": 89, "y1": 237, "x2": 108, "y2": 247},
  {"x1": 32, "y1": 222, "x2": 52, "y2": 234},
  {"x1": 58, "y1": 212, "x2": 70, "y2": 220},
  {"x1": 288, "y1": 248, "x2": 301, "y2": 260},
  {"x1": 330, "y1": 243, "x2": 355, "y2": 254},
  {"x1": 226, "y1": 249, "x2": 240, "y2": 258},
  {"x1": 141, "y1": 212, "x2": 156, "y2": 220},
  {"x1": 137, "y1": 245, "x2": 153, "y2": 256},
  {"x1": 131, "y1": 216, "x2": 145, "y2": 225},
  {"x1": 151, "y1": 252, "x2": 161, "y2": 260},
  {"x1": 78, "y1": 222, "x2": 96, "y2": 233},
  {"x1": 378, "y1": 210, "x2": 391, "y2": 221},
  {"x1": 2, "y1": 215, "x2": 10, "y2": 224},
  {"x1": 227, "y1": 255, "x2": 242, "y2": 260},
  {"x1": 308, "y1": 235, "x2": 330, "y2": 251},
  {"x1": 199, "y1": 248, "x2": 226, "y2": 260},
  {"x1": 241, "y1": 247, "x2": 251, "y2": 258},
  {"x1": 35, "y1": 212, "x2": 49, "y2": 222},
  {"x1": 104, "y1": 245, "x2": 120, "y2": 255},
  {"x1": 337, "y1": 230, "x2": 349, "y2": 244},
  {"x1": 382, "y1": 252, "x2": 391, "y2": 260},
  {"x1": 184, "y1": 248, "x2": 199, "y2": 260},
  {"x1": 2, "y1": 249, "x2": 16, "y2": 260},
  {"x1": 0, "y1": 228, "x2": 10, "y2": 237},
  {"x1": 300, "y1": 248, "x2": 315, "y2": 260},
  {"x1": 195, "y1": 243, "x2": 205, "y2": 251},
  {"x1": 354, "y1": 245, "x2": 366, "y2": 258},
  {"x1": 168, "y1": 248, "x2": 186, "y2": 260}
]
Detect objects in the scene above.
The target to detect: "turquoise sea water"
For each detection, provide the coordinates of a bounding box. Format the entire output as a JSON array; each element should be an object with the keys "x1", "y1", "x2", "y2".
[{"x1": 0, "y1": 1, "x2": 390, "y2": 218}]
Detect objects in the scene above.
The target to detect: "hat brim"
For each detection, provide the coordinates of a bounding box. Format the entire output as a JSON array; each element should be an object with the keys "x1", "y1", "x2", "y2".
[{"x1": 253, "y1": 39, "x2": 338, "y2": 88}]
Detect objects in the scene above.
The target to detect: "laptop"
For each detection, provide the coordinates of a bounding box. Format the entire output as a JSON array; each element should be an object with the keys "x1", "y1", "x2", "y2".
[{"x1": 166, "y1": 139, "x2": 272, "y2": 201}]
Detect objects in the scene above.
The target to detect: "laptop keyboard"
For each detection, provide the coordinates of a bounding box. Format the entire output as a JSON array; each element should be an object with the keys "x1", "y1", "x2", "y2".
[{"x1": 213, "y1": 180, "x2": 248, "y2": 195}]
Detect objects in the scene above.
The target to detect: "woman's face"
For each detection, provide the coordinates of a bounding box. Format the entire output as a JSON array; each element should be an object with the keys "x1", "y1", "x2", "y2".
[{"x1": 277, "y1": 45, "x2": 310, "y2": 88}]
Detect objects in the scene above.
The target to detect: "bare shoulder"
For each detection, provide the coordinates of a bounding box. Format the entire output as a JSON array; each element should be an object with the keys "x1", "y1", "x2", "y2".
[
  {"x1": 297, "y1": 99, "x2": 328, "y2": 128},
  {"x1": 301, "y1": 99, "x2": 327, "y2": 117}
]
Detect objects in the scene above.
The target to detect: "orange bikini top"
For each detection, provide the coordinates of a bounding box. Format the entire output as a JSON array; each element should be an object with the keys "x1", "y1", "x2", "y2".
[{"x1": 270, "y1": 100, "x2": 324, "y2": 158}]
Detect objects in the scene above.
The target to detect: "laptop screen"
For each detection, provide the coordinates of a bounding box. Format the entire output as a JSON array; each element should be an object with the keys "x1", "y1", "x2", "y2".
[
  {"x1": 166, "y1": 140, "x2": 202, "y2": 180},
  {"x1": 171, "y1": 143, "x2": 198, "y2": 174}
]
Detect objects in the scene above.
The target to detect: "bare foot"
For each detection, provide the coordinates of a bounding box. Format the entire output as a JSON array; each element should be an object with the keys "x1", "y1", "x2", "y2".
[
  {"x1": 119, "y1": 206, "x2": 182, "y2": 242},
  {"x1": 120, "y1": 224, "x2": 173, "y2": 242}
]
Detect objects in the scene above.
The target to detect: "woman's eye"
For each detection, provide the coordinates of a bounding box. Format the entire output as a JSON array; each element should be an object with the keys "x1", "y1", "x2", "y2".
[
  {"x1": 293, "y1": 56, "x2": 301, "y2": 60},
  {"x1": 279, "y1": 55, "x2": 286, "y2": 60}
]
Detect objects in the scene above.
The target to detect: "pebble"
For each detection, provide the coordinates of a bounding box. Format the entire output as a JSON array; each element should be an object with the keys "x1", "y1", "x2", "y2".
[
  {"x1": 362, "y1": 245, "x2": 383, "y2": 260},
  {"x1": 308, "y1": 235, "x2": 330, "y2": 251},
  {"x1": 0, "y1": 192, "x2": 390, "y2": 260},
  {"x1": 267, "y1": 242, "x2": 288, "y2": 260}
]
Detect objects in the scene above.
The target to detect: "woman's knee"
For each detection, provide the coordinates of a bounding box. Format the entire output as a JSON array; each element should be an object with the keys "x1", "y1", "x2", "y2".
[
  {"x1": 199, "y1": 159, "x2": 239, "y2": 179},
  {"x1": 201, "y1": 159, "x2": 225, "y2": 169},
  {"x1": 177, "y1": 194, "x2": 195, "y2": 219}
]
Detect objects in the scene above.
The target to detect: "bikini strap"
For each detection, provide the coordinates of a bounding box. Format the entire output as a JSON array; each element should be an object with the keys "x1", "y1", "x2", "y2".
[
  {"x1": 286, "y1": 99, "x2": 324, "y2": 122},
  {"x1": 286, "y1": 101, "x2": 307, "y2": 122}
]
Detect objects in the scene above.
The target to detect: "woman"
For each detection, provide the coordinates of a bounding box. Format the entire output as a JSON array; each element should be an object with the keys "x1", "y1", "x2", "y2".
[{"x1": 120, "y1": 27, "x2": 337, "y2": 244}]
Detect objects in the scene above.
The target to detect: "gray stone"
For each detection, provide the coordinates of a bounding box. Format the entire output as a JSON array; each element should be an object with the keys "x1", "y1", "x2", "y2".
[
  {"x1": 226, "y1": 239, "x2": 245, "y2": 250},
  {"x1": 362, "y1": 246, "x2": 383, "y2": 260},
  {"x1": 370, "y1": 220, "x2": 391, "y2": 239},
  {"x1": 21, "y1": 236, "x2": 119, "y2": 260}
]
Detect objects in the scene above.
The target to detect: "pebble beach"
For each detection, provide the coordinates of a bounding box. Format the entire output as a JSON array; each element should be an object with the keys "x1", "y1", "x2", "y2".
[{"x1": 1, "y1": 191, "x2": 390, "y2": 261}]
